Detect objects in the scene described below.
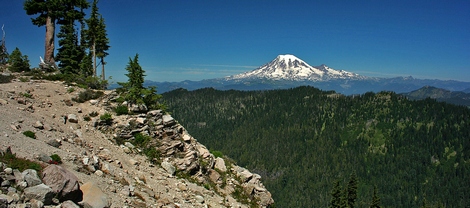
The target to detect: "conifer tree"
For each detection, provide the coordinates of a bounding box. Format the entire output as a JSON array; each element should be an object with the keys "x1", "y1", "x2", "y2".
[
  {"x1": 369, "y1": 186, "x2": 381, "y2": 208},
  {"x1": 84, "y1": 0, "x2": 99, "y2": 76},
  {"x1": 8, "y1": 48, "x2": 30, "y2": 72},
  {"x1": 118, "y1": 54, "x2": 163, "y2": 110},
  {"x1": 347, "y1": 172, "x2": 358, "y2": 208},
  {"x1": 79, "y1": 52, "x2": 93, "y2": 77},
  {"x1": 84, "y1": 0, "x2": 110, "y2": 79},
  {"x1": 118, "y1": 54, "x2": 145, "y2": 104},
  {"x1": 96, "y1": 15, "x2": 110, "y2": 80},
  {"x1": 55, "y1": 0, "x2": 89, "y2": 74},
  {"x1": 56, "y1": 23, "x2": 81, "y2": 74},
  {"x1": 329, "y1": 180, "x2": 343, "y2": 208}
]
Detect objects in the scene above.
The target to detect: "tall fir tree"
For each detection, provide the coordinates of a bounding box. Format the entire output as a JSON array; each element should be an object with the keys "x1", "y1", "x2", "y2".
[
  {"x1": 84, "y1": 0, "x2": 99, "y2": 76},
  {"x1": 55, "y1": 0, "x2": 89, "y2": 74},
  {"x1": 347, "y1": 172, "x2": 358, "y2": 208},
  {"x1": 96, "y1": 15, "x2": 110, "y2": 80},
  {"x1": 56, "y1": 23, "x2": 81, "y2": 74},
  {"x1": 369, "y1": 186, "x2": 381, "y2": 208},
  {"x1": 84, "y1": 0, "x2": 110, "y2": 79},
  {"x1": 329, "y1": 180, "x2": 343, "y2": 208}
]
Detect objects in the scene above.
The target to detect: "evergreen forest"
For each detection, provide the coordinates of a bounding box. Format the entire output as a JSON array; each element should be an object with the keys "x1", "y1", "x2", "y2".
[{"x1": 162, "y1": 86, "x2": 470, "y2": 207}]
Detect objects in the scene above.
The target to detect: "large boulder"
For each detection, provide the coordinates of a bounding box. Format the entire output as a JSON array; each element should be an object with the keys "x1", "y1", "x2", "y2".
[
  {"x1": 79, "y1": 182, "x2": 110, "y2": 208},
  {"x1": 42, "y1": 165, "x2": 82, "y2": 203},
  {"x1": 23, "y1": 184, "x2": 54, "y2": 205}
]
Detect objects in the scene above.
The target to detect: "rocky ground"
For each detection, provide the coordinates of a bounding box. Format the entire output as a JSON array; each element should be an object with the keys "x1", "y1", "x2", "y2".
[{"x1": 0, "y1": 77, "x2": 274, "y2": 208}]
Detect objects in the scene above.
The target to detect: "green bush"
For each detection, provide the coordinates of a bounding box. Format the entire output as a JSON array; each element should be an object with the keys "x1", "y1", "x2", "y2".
[
  {"x1": 115, "y1": 105, "x2": 129, "y2": 115},
  {"x1": 49, "y1": 154, "x2": 62, "y2": 164},
  {"x1": 83, "y1": 116, "x2": 91, "y2": 121},
  {"x1": 18, "y1": 77, "x2": 30, "y2": 82},
  {"x1": 100, "y1": 113, "x2": 113, "y2": 125},
  {"x1": 133, "y1": 133, "x2": 151, "y2": 147},
  {"x1": 143, "y1": 147, "x2": 160, "y2": 164},
  {"x1": 21, "y1": 92, "x2": 32, "y2": 98},
  {"x1": 84, "y1": 76, "x2": 108, "y2": 90},
  {"x1": 210, "y1": 150, "x2": 224, "y2": 158},
  {"x1": 0, "y1": 148, "x2": 42, "y2": 172},
  {"x1": 72, "y1": 89, "x2": 104, "y2": 103},
  {"x1": 0, "y1": 74, "x2": 14, "y2": 83},
  {"x1": 23, "y1": 130, "x2": 36, "y2": 139},
  {"x1": 67, "y1": 87, "x2": 75, "y2": 93}
]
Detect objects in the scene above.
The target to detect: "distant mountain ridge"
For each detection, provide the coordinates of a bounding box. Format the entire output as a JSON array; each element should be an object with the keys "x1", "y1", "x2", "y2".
[
  {"x1": 401, "y1": 85, "x2": 470, "y2": 106},
  {"x1": 127, "y1": 54, "x2": 470, "y2": 95}
]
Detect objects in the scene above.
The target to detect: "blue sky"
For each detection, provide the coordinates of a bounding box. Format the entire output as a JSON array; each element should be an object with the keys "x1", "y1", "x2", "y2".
[{"x1": 1, "y1": 0, "x2": 469, "y2": 82}]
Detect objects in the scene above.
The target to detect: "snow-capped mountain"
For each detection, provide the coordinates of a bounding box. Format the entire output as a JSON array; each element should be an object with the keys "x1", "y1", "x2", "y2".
[{"x1": 226, "y1": 54, "x2": 365, "y2": 81}]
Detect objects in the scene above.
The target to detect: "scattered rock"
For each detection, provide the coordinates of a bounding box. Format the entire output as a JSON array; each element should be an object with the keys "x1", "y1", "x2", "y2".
[
  {"x1": 60, "y1": 200, "x2": 81, "y2": 208},
  {"x1": 46, "y1": 139, "x2": 61, "y2": 148},
  {"x1": 89, "y1": 100, "x2": 98, "y2": 105},
  {"x1": 22, "y1": 169, "x2": 42, "y2": 187},
  {"x1": 161, "y1": 161, "x2": 175, "y2": 176},
  {"x1": 162, "y1": 115, "x2": 176, "y2": 126},
  {"x1": 129, "y1": 158, "x2": 140, "y2": 166},
  {"x1": 33, "y1": 121, "x2": 44, "y2": 129},
  {"x1": 64, "y1": 100, "x2": 73, "y2": 106},
  {"x1": 37, "y1": 154, "x2": 53, "y2": 163},
  {"x1": 0, "y1": 98, "x2": 8, "y2": 105},
  {"x1": 79, "y1": 182, "x2": 110, "y2": 208},
  {"x1": 214, "y1": 157, "x2": 227, "y2": 172},
  {"x1": 94, "y1": 170, "x2": 104, "y2": 177},
  {"x1": 195, "y1": 195, "x2": 205, "y2": 204},
  {"x1": 68, "y1": 114, "x2": 78, "y2": 123}
]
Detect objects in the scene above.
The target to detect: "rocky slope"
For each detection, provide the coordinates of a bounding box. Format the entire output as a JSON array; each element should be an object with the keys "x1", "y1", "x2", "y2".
[{"x1": 0, "y1": 77, "x2": 274, "y2": 207}]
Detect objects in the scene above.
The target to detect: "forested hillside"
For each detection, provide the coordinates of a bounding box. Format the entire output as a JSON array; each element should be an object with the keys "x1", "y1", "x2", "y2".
[{"x1": 162, "y1": 86, "x2": 470, "y2": 207}]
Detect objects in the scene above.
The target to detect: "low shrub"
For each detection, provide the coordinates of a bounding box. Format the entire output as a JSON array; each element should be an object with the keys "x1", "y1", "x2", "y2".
[
  {"x1": 143, "y1": 147, "x2": 160, "y2": 164},
  {"x1": 0, "y1": 74, "x2": 14, "y2": 83},
  {"x1": 21, "y1": 92, "x2": 32, "y2": 98},
  {"x1": 100, "y1": 113, "x2": 113, "y2": 125},
  {"x1": 49, "y1": 154, "x2": 62, "y2": 164},
  {"x1": 23, "y1": 130, "x2": 36, "y2": 139},
  {"x1": 72, "y1": 89, "x2": 104, "y2": 103},
  {"x1": 67, "y1": 87, "x2": 75, "y2": 93},
  {"x1": 133, "y1": 133, "x2": 151, "y2": 147},
  {"x1": 18, "y1": 77, "x2": 29, "y2": 82},
  {"x1": 0, "y1": 148, "x2": 42, "y2": 172},
  {"x1": 115, "y1": 105, "x2": 129, "y2": 116},
  {"x1": 210, "y1": 150, "x2": 224, "y2": 158}
]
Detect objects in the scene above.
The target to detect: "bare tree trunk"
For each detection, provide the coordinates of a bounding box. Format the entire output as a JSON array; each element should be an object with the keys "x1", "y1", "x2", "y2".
[
  {"x1": 45, "y1": 15, "x2": 55, "y2": 65},
  {"x1": 93, "y1": 42, "x2": 96, "y2": 77},
  {"x1": 101, "y1": 57, "x2": 105, "y2": 80}
]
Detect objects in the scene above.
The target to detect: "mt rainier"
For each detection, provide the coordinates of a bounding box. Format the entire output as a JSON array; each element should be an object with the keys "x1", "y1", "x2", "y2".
[
  {"x1": 140, "y1": 54, "x2": 470, "y2": 95},
  {"x1": 226, "y1": 54, "x2": 365, "y2": 81}
]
